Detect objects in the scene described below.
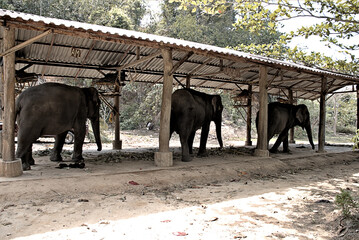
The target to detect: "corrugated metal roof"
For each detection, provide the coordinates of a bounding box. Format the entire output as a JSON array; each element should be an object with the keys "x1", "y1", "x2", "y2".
[{"x1": 1, "y1": 8, "x2": 359, "y2": 100}]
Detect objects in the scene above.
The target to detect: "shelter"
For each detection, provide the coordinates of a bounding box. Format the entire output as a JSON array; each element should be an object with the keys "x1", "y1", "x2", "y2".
[{"x1": 1, "y1": 9, "x2": 359, "y2": 177}]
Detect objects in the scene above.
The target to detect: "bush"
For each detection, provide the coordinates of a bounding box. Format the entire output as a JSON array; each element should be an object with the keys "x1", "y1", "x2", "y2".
[
  {"x1": 337, "y1": 125, "x2": 356, "y2": 134},
  {"x1": 335, "y1": 189, "x2": 359, "y2": 218}
]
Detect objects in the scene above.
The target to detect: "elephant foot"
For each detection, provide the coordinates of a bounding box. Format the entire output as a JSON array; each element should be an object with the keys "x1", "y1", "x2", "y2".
[
  {"x1": 29, "y1": 157, "x2": 35, "y2": 165},
  {"x1": 283, "y1": 149, "x2": 292, "y2": 154},
  {"x1": 197, "y1": 150, "x2": 208, "y2": 158},
  {"x1": 50, "y1": 154, "x2": 63, "y2": 162},
  {"x1": 22, "y1": 163, "x2": 31, "y2": 171},
  {"x1": 181, "y1": 156, "x2": 192, "y2": 162},
  {"x1": 269, "y1": 148, "x2": 279, "y2": 154},
  {"x1": 72, "y1": 157, "x2": 84, "y2": 163}
]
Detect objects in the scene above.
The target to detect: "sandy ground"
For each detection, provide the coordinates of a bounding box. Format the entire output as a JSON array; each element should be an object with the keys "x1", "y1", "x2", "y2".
[{"x1": 0, "y1": 128, "x2": 359, "y2": 239}]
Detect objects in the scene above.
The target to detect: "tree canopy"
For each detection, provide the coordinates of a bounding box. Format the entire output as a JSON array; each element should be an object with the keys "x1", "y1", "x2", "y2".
[{"x1": 170, "y1": 0, "x2": 359, "y2": 74}]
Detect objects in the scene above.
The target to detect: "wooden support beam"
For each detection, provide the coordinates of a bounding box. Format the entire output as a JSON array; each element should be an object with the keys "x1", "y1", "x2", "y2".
[
  {"x1": 254, "y1": 66, "x2": 269, "y2": 157},
  {"x1": 0, "y1": 29, "x2": 52, "y2": 57},
  {"x1": 245, "y1": 85, "x2": 253, "y2": 146},
  {"x1": 75, "y1": 40, "x2": 96, "y2": 80},
  {"x1": 0, "y1": 26, "x2": 23, "y2": 177},
  {"x1": 288, "y1": 89, "x2": 295, "y2": 144},
  {"x1": 173, "y1": 76, "x2": 185, "y2": 88},
  {"x1": 357, "y1": 84, "x2": 359, "y2": 130},
  {"x1": 112, "y1": 71, "x2": 124, "y2": 150},
  {"x1": 318, "y1": 76, "x2": 327, "y2": 152},
  {"x1": 189, "y1": 58, "x2": 213, "y2": 75},
  {"x1": 41, "y1": 33, "x2": 56, "y2": 78},
  {"x1": 117, "y1": 49, "x2": 161, "y2": 72},
  {"x1": 186, "y1": 75, "x2": 191, "y2": 88},
  {"x1": 170, "y1": 51, "x2": 193, "y2": 76},
  {"x1": 155, "y1": 48, "x2": 173, "y2": 167}
]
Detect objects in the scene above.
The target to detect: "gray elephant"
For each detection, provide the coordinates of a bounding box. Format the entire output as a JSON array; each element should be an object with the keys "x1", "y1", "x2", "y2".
[
  {"x1": 256, "y1": 102, "x2": 315, "y2": 153},
  {"x1": 170, "y1": 89, "x2": 223, "y2": 162},
  {"x1": 15, "y1": 82, "x2": 102, "y2": 170}
]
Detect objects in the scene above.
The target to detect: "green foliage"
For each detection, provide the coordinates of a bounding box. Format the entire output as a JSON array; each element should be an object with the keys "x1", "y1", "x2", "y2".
[
  {"x1": 120, "y1": 82, "x2": 163, "y2": 130},
  {"x1": 157, "y1": 0, "x2": 281, "y2": 48},
  {"x1": 171, "y1": 0, "x2": 359, "y2": 74},
  {"x1": 335, "y1": 189, "x2": 359, "y2": 218},
  {"x1": 351, "y1": 129, "x2": 359, "y2": 150},
  {"x1": 1, "y1": 0, "x2": 146, "y2": 30}
]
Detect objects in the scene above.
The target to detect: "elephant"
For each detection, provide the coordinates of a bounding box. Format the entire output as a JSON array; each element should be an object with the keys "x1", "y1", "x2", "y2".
[
  {"x1": 15, "y1": 82, "x2": 102, "y2": 170},
  {"x1": 256, "y1": 102, "x2": 315, "y2": 153},
  {"x1": 170, "y1": 88, "x2": 223, "y2": 162}
]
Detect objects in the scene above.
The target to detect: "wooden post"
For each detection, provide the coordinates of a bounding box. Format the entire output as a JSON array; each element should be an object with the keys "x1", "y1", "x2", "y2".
[
  {"x1": 245, "y1": 85, "x2": 252, "y2": 146},
  {"x1": 318, "y1": 76, "x2": 327, "y2": 152},
  {"x1": 357, "y1": 84, "x2": 359, "y2": 130},
  {"x1": 0, "y1": 39, "x2": 3, "y2": 155},
  {"x1": 186, "y1": 75, "x2": 191, "y2": 88},
  {"x1": 0, "y1": 26, "x2": 23, "y2": 177},
  {"x1": 154, "y1": 48, "x2": 173, "y2": 167},
  {"x1": 112, "y1": 71, "x2": 125, "y2": 150},
  {"x1": 288, "y1": 88, "x2": 295, "y2": 143},
  {"x1": 254, "y1": 66, "x2": 269, "y2": 157}
]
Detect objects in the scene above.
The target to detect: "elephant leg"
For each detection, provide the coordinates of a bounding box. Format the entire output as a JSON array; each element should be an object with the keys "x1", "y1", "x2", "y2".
[
  {"x1": 72, "y1": 123, "x2": 86, "y2": 162},
  {"x1": 28, "y1": 144, "x2": 35, "y2": 165},
  {"x1": 16, "y1": 128, "x2": 40, "y2": 171},
  {"x1": 50, "y1": 131, "x2": 67, "y2": 162},
  {"x1": 188, "y1": 131, "x2": 196, "y2": 155},
  {"x1": 270, "y1": 129, "x2": 289, "y2": 153},
  {"x1": 198, "y1": 123, "x2": 210, "y2": 157},
  {"x1": 283, "y1": 134, "x2": 290, "y2": 153}
]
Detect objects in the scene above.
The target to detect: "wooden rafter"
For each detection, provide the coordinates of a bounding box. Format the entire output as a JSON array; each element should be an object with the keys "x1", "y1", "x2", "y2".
[
  {"x1": 75, "y1": 40, "x2": 96, "y2": 80},
  {"x1": 170, "y1": 51, "x2": 194, "y2": 76},
  {"x1": 0, "y1": 29, "x2": 53, "y2": 57},
  {"x1": 41, "y1": 33, "x2": 56, "y2": 78},
  {"x1": 189, "y1": 58, "x2": 213, "y2": 75},
  {"x1": 117, "y1": 49, "x2": 161, "y2": 72}
]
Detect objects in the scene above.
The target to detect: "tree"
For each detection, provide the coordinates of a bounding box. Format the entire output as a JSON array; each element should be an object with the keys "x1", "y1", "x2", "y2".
[
  {"x1": 170, "y1": 0, "x2": 359, "y2": 74},
  {"x1": 0, "y1": 0, "x2": 147, "y2": 30},
  {"x1": 156, "y1": 0, "x2": 281, "y2": 48}
]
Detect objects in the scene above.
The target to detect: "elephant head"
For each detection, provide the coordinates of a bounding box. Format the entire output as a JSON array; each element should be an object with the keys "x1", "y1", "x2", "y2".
[
  {"x1": 211, "y1": 95, "x2": 224, "y2": 149},
  {"x1": 83, "y1": 87, "x2": 102, "y2": 151},
  {"x1": 295, "y1": 104, "x2": 315, "y2": 149}
]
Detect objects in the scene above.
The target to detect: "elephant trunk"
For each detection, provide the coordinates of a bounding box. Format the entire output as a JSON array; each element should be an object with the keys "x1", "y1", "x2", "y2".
[
  {"x1": 305, "y1": 123, "x2": 315, "y2": 150},
  {"x1": 91, "y1": 118, "x2": 102, "y2": 151},
  {"x1": 215, "y1": 119, "x2": 223, "y2": 149}
]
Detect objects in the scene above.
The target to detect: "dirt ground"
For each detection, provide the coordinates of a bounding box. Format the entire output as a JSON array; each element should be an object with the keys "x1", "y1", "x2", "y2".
[{"x1": 0, "y1": 128, "x2": 359, "y2": 240}]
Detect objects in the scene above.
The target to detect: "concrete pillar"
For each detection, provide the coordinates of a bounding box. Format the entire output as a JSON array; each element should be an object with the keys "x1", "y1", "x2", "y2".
[
  {"x1": 245, "y1": 85, "x2": 252, "y2": 146},
  {"x1": 0, "y1": 26, "x2": 23, "y2": 177},
  {"x1": 254, "y1": 66, "x2": 269, "y2": 157},
  {"x1": 154, "y1": 48, "x2": 173, "y2": 167},
  {"x1": 318, "y1": 76, "x2": 327, "y2": 152}
]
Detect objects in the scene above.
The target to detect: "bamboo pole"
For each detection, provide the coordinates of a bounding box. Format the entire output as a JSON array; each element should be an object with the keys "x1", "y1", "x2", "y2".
[{"x1": 0, "y1": 26, "x2": 23, "y2": 177}]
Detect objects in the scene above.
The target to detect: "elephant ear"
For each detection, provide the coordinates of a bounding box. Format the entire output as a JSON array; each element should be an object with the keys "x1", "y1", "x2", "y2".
[
  {"x1": 83, "y1": 87, "x2": 100, "y2": 118},
  {"x1": 295, "y1": 106, "x2": 306, "y2": 125},
  {"x1": 211, "y1": 95, "x2": 223, "y2": 113}
]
